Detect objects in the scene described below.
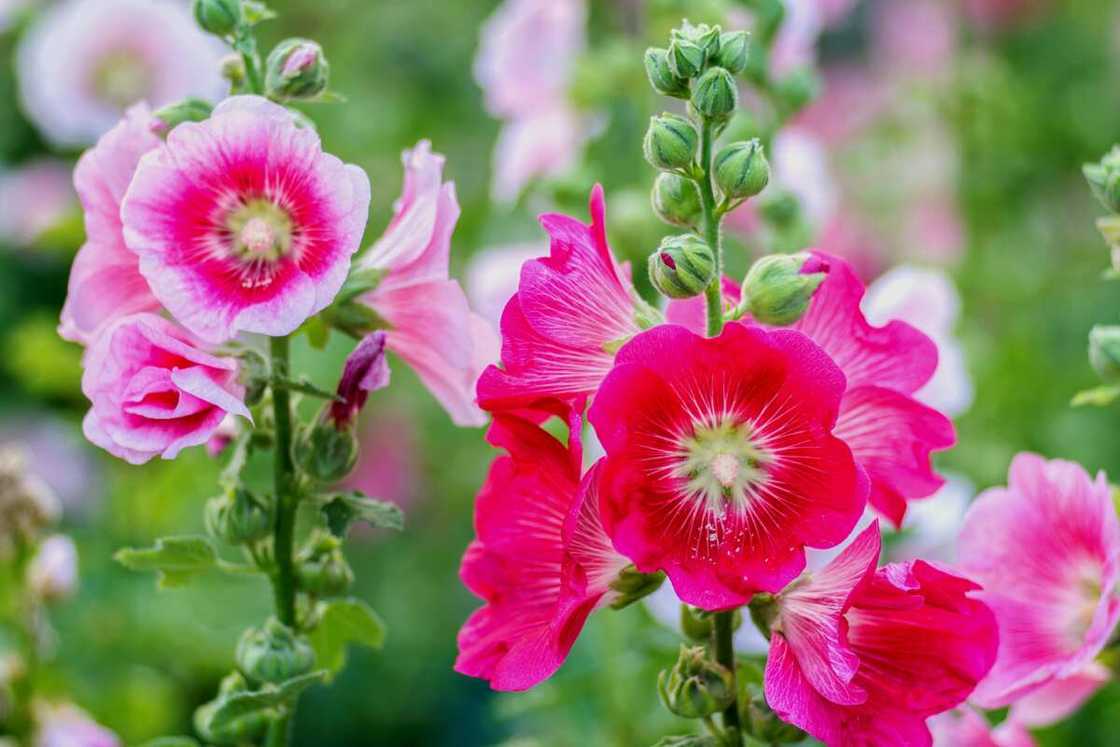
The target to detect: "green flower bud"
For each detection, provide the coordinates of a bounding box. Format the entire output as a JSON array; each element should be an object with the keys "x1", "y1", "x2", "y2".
[
  {"x1": 1090, "y1": 325, "x2": 1120, "y2": 383},
  {"x1": 235, "y1": 618, "x2": 315, "y2": 685},
  {"x1": 265, "y1": 38, "x2": 329, "y2": 101},
  {"x1": 220, "y1": 53, "x2": 247, "y2": 89},
  {"x1": 651, "y1": 172, "x2": 702, "y2": 227},
  {"x1": 295, "y1": 420, "x2": 359, "y2": 484},
  {"x1": 643, "y1": 113, "x2": 698, "y2": 172},
  {"x1": 194, "y1": 672, "x2": 269, "y2": 744},
  {"x1": 742, "y1": 252, "x2": 827, "y2": 326},
  {"x1": 192, "y1": 0, "x2": 241, "y2": 37},
  {"x1": 744, "y1": 693, "x2": 807, "y2": 743},
  {"x1": 667, "y1": 36, "x2": 705, "y2": 79},
  {"x1": 714, "y1": 139, "x2": 769, "y2": 201},
  {"x1": 1085, "y1": 146, "x2": 1120, "y2": 214},
  {"x1": 680, "y1": 605, "x2": 712, "y2": 641},
  {"x1": 296, "y1": 529, "x2": 354, "y2": 597},
  {"x1": 150, "y1": 98, "x2": 213, "y2": 136},
  {"x1": 237, "y1": 348, "x2": 269, "y2": 407},
  {"x1": 715, "y1": 30, "x2": 750, "y2": 74},
  {"x1": 674, "y1": 20, "x2": 721, "y2": 58},
  {"x1": 205, "y1": 488, "x2": 273, "y2": 545},
  {"x1": 657, "y1": 644, "x2": 736, "y2": 719},
  {"x1": 644, "y1": 47, "x2": 690, "y2": 98},
  {"x1": 607, "y1": 565, "x2": 665, "y2": 609},
  {"x1": 691, "y1": 67, "x2": 738, "y2": 120},
  {"x1": 648, "y1": 235, "x2": 716, "y2": 300}
]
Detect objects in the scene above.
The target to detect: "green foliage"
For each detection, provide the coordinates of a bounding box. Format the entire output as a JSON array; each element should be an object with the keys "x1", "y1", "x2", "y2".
[
  {"x1": 318, "y1": 490, "x2": 404, "y2": 537},
  {"x1": 307, "y1": 598, "x2": 386, "y2": 680},
  {"x1": 114, "y1": 536, "x2": 218, "y2": 589}
]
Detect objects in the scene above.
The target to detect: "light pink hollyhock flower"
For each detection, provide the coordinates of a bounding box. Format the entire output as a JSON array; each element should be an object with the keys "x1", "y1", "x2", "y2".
[
  {"x1": 26, "y1": 534, "x2": 78, "y2": 602},
  {"x1": 17, "y1": 0, "x2": 226, "y2": 148},
  {"x1": 771, "y1": 128, "x2": 838, "y2": 229},
  {"x1": 121, "y1": 95, "x2": 370, "y2": 343},
  {"x1": 873, "y1": 0, "x2": 957, "y2": 76},
  {"x1": 768, "y1": 0, "x2": 824, "y2": 77},
  {"x1": 794, "y1": 67, "x2": 888, "y2": 148},
  {"x1": 34, "y1": 702, "x2": 119, "y2": 747},
  {"x1": 358, "y1": 141, "x2": 497, "y2": 427},
  {"x1": 465, "y1": 243, "x2": 545, "y2": 327},
  {"x1": 1009, "y1": 662, "x2": 1111, "y2": 728},
  {"x1": 958, "y1": 453, "x2": 1120, "y2": 708},
  {"x1": 59, "y1": 103, "x2": 161, "y2": 346},
  {"x1": 0, "y1": 159, "x2": 76, "y2": 248},
  {"x1": 456, "y1": 413, "x2": 630, "y2": 691},
  {"x1": 477, "y1": 185, "x2": 639, "y2": 415},
  {"x1": 930, "y1": 708, "x2": 1036, "y2": 747},
  {"x1": 80, "y1": 313, "x2": 249, "y2": 464},
  {"x1": 765, "y1": 523, "x2": 998, "y2": 746},
  {"x1": 588, "y1": 323, "x2": 867, "y2": 610},
  {"x1": 491, "y1": 106, "x2": 589, "y2": 203}
]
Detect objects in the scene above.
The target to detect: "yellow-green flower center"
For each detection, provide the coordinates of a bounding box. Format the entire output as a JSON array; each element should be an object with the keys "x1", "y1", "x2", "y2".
[
  {"x1": 227, "y1": 199, "x2": 293, "y2": 263},
  {"x1": 673, "y1": 417, "x2": 773, "y2": 513}
]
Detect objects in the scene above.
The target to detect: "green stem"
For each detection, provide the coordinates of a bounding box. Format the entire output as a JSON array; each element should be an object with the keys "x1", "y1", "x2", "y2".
[
  {"x1": 266, "y1": 712, "x2": 292, "y2": 747},
  {"x1": 713, "y1": 611, "x2": 742, "y2": 746},
  {"x1": 697, "y1": 118, "x2": 724, "y2": 337},
  {"x1": 270, "y1": 334, "x2": 298, "y2": 628},
  {"x1": 235, "y1": 28, "x2": 265, "y2": 95}
]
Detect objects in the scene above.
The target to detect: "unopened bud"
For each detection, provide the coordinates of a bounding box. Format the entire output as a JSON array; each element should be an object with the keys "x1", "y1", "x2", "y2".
[
  {"x1": 643, "y1": 113, "x2": 698, "y2": 172},
  {"x1": 715, "y1": 30, "x2": 749, "y2": 74},
  {"x1": 675, "y1": 20, "x2": 721, "y2": 59},
  {"x1": 205, "y1": 488, "x2": 272, "y2": 545},
  {"x1": 744, "y1": 693, "x2": 806, "y2": 743},
  {"x1": 26, "y1": 535, "x2": 77, "y2": 602},
  {"x1": 649, "y1": 235, "x2": 716, "y2": 300},
  {"x1": 651, "y1": 172, "x2": 701, "y2": 227},
  {"x1": 150, "y1": 98, "x2": 213, "y2": 136},
  {"x1": 644, "y1": 47, "x2": 690, "y2": 99},
  {"x1": 1090, "y1": 325, "x2": 1120, "y2": 383},
  {"x1": 667, "y1": 36, "x2": 705, "y2": 79},
  {"x1": 742, "y1": 252, "x2": 827, "y2": 326},
  {"x1": 691, "y1": 67, "x2": 738, "y2": 120},
  {"x1": 192, "y1": 0, "x2": 241, "y2": 37},
  {"x1": 657, "y1": 644, "x2": 735, "y2": 719},
  {"x1": 1085, "y1": 146, "x2": 1120, "y2": 214},
  {"x1": 238, "y1": 348, "x2": 269, "y2": 407},
  {"x1": 295, "y1": 422, "x2": 359, "y2": 484},
  {"x1": 607, "y1": 565, "x2": 665, "y2": 609},
  {"x1": 220, "y1": 53, "x2": 247, "y2": 89},
  {"x1": 235, "y1": 618, "x2": 315, "y2": 684},
  {"x1": 680, "y1": 605, "x2": 712, "y2": 641},
  {"x1": 296, "y1": 530, "x2": 354, "y2": 597},
  {"x1": 265, "y1": 38, "x2": 329, "y2": 100},
  {"x1": 195, "y1": 672, "x2": 269, "y2": 744},
  {"x1": 714, "y1": 139, "x2": 769, "y2": 201}
]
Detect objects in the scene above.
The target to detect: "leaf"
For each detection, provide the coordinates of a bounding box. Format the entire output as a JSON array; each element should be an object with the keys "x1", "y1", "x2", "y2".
[
  {"x1": 205, "y1": 671, "x2": 325, "y2": 730},
  {"x1": 302, "y1": 314, "x2": 330, "y2": 350},
  {"x1": 308, "y1": 598, "x2": 387, "y2": 679},
  {"x1": 241, "y1": 0, "x2": 277, "y2": 25},
  {"x1": 320, "y1": 490, "x2": 403, "y2": 537},
  {"x1": 139, "y1": 739, "x2": 200, "y2": 747},
  {"x1": 114, "y1": 536, "x2": 217, "y2": 588},
  {"x1": 653, "y1": 737, "x2": 717, "y2": 747},
  {"x1": 1072, "y1": 385, "x2": 1120, "y2": 407}
]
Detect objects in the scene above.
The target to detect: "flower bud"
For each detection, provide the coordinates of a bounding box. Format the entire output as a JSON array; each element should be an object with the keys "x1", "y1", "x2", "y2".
[
  {"x1": 192, "y1": 0, "x2": 241, "y2": 37},
  {"x1": 1085, "y1": 146, "x2": 1120, "y2": 214},
  {"x1": 205, "y1": 488, "x2": 273, "y2": 545},
  {"x1": 657, "y1": 644, "x2": 736, "y2": 719},
  {"x1": 265, "y1": 38, "x2": 329, "y2": 100},
  {"x1": 295, "y1": 421, "x2": 359, "y2": 484},
  {"x1": 644, "y1": 47, "x2": 690, "y2": 99},
  {"x1": 680, "y1": 605, "x2": 712, "y2": 641},
  {"x1": 1090, "y1": 325, "x2": 1120, "y2": 383},
  {"x1": 714, "y1": 139, "x2": 769, "y2": 201},
  {"x1": 150, "y1": 98, "x2": 213, "y2": 137},
  {"x1": 26, "y1": 535, "x2": 77, "y2": 602},
  {"x1": 235, "y1": 618, "x2": 315, "y2": 684},
  {"x1": 643, "y1": 113, "x2": 698, "y2": 172},
  {"x1": 667, "y1": 37, "x2": 705, "y2": 79},
  {"x1": 651, "y1": 172, "x2": 701, "y2": 227},
  {"x1": 742, "y1": 252, "x2": 828, "y2": 326},
  {"x1": 649, "y1": 235, "x2": 716, "y2": 300},
  {"x1": 744, "y1": 692, "x2": 806, "y2": 743},
  {"x1": 220, "y1": 53, "x2": 247, "y2": 89},
  {"x1": 691, "y1": 67, "x2": 738, "y2": 120},
  {"x1": 607, "y1": 565, "x2": 665, "y2": 609},
  {"x1": 715, "y1": 30, "x2": 750, "y2": 74},
  {"x1": 238, "y1": 348, "x2": 269, "y2": 407},
  {"x1": 195, "y1": 672, "x2": 269, "y2": 744},
  {"x1": 296, "y1": 530, "x2": 354, "y2": 597}
]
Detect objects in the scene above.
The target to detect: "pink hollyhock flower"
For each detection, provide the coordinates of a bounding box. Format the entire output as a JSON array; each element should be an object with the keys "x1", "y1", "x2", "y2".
[
  {"x1": 477, "y1": 185, "x2": 639, "y2": 415},
  {"x1": 26, "y1": 534, "x2": 78, "y2": 602},
  {"x1": 80, "y1": 313, "x2": 249, "y2": 464},
  {"x1": 1009, "y1": 662, "x2": 1111, "y2": 728},
  {"x1": 491, "y1": 106, "x2": 590, "y2": 203},
  {"x1": 930, "y1": 708, "x2": 1036, "y2": 747},
  {"x1": 343, "y1": 411, "x2": 420, "y2": 511},
  {"x1": 465, "y1": 243, "x2": 545, "y2": 327},
  {"x1": 958, "y1": 453, "x2": 1120, "y2": 708},
  {"x1": 765, "y1": 523, "x2": 998, "y2": 746},
  {"x1": 17, "y1": 0, "x2": 226, "y2": 148},
  {"x1": 873, "y1": 0, "x2": 957, "y2": 76},
  {"x1": 34, "y1": 702, "x2": 119, "y2": 747},
  {"x1": 771, "y1": 128, "x2": 838, "y2": 229},
  {"x1": 121, "y1": 95, "x2": 370, "y2": 343},
  {"x1": 587, "y1": 322, "x2": 867, "y2": 610},
  {"x1": 357, "y1": 141, "x2": 497, "y2": 427},
  {"x1": 0, "y1": 159, "x2": 76, "y2": 248},
  {"x1": 59, "y1": 103, "x2": 161, "y2": 346},
  {"x1": 456, "y1": 413, "x2": 630, "y2": 691},
  {"x1": 329, "y1": 332, "x2": 390, "y2": 429}
]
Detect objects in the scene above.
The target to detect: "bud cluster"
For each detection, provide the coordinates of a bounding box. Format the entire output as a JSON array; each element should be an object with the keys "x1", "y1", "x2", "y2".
[
  {"x1": 657, "y1": 644, "x2": 736, "y2": 719},
  {"x1": 1083, "y1": 147, "x2": 1120, "y2": 393}
]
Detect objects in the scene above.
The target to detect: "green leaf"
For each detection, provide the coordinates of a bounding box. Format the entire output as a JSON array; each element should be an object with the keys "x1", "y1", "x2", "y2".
[
  {"x1": 302, "y1": 314, "x2": 331, "y2": 350},
  {"x1": 241, "y1": 0, "x2": 277, "y2": 25},
  {"x1": 1072, "y1": 385, "x2": 1120, "y2": 407},
  {"x1": 653, "y1": 736, "x2": 717, "y2": 747},
  {"x1": 205, "y1": 671, "x2": 325, "y2": 730},
  {"x1": 114, "y1": 536, "x2": 217, "y2": 588},
  {"x1": 139, "y1": 739, "x2": 200, "y2": 747},
  {"x1": 308, "y1": 598, "x2": 387, "y2": 679},
  {"x1": 320, "y1": 490, "x2": 403, "y2": 536}
]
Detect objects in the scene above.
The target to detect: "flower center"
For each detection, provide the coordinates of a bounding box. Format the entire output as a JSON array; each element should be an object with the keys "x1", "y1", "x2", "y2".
[
  {"x1": 92, "y1": 51, "x2": 152, "y2": 108},
  {"x1": 226, "y1": 199, "x2": 293, "y2": 264},
  {"x1": 673, "y1": 417, "x2": 774, "y2": 513}
]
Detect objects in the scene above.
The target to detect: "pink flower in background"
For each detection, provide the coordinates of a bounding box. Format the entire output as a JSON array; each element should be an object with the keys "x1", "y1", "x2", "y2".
[
  {"x1": 930, "y1": 708, "x2": 1036, "y2": 747},
  {"x1": 359, "y1": 141, "x2": 497, "y2": 427},
  {"x1": 765, "y1": 523, "x2": 998, "y2": 746},
  {"x1": 491, "y1": 107, "x2": 589, "y2": 204},
  {"x1": 121, "y1": 95, "x2": 370, "y2": 343},
  {"x1": 771, "y1": 128, "x2": 838, "y2": 229},
  {"x1": 59, "y1": 103, "x2": 160, "y2": 346},
  {"x1": 477, "y1": 185, "x2": 638, "y2": 416},
  {"x1": 34, "y1": 702, "x2": 119, "y2": 747},
  {"x1": 26, "y1": 534, "x2": 78, "y2": 602},
  {"x1": 1009, "y1": 662, "x2": 1111, "y2": 728},
  {"x1": 958, "y1": 454, "x2": 1120, "y2": 708},
  {"x1": 465, "y1": 243, "x2": 544, "y2": 327},
  {"x1": 456, "y1": 414, "x2": 629, "y2": 691},
  {"x1": 17, "y1": 0, "x2": 226, "y2": 147},
  {"x1": 344, "y1": 412, "x2": 420, "y2": 511},
  {"x1": 873, "y1": 0, "x2": 957, "y2": 75},
  {"x1": 589, "y1": 323, "x2": 866, "y2": 610},
  {"x1": 962, "y1": 0, "x2": 1046, "y2": 29},
  {"x1": 0, "y1": 159, "x2": 76, "y2": 248},
  {"x1": 80, "y1": 313, "x2": 249, "y2": 464}
]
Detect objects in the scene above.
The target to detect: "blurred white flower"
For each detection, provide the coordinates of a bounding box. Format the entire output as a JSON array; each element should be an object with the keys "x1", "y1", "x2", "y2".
[
  {"x1": 34, "y1": 703, "x2": 118, "y2": 747},
  {"x1": 27, "y1": 534, "x2": 78, "y2": 601},
  {"x1": 889, "y1": 475, "x2": 972, "y2": 563},
  {"x1": 0, "y1": 159, "x2": 76, "y2": 247},
  {"x1": 771, "y1": 128, "x2": 838, "y2": 229},
  {"x1": 464, "y1": 243, "x2": 543, "y2": 326}
]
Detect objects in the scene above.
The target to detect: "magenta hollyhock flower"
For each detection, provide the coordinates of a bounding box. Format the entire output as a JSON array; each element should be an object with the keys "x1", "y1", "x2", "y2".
[
  {"x1": 17, "y1": 0, "x2": 226, "y2": 148},
  {"x1": 59, "y1": 103, "x2": 161, "y2": 346},
  {"x1": 358, "y1": 141, "x2": 497, "y2": 427},
  {"x1": 764, "y1": 523, "x2": 998, "y2": 746},
  {"x1": 120, "y1": 95, "x2": 370, "y2": 343},
  {"x1": 587, "y1": 322, "x2": 866, "y2": 610},
  {"x1": 80, "y1": 313, "x2": 249, "y2": 464},
  {"x1": 329, "y1": 332, "x2": 390, "y2": 429},
  {"x1": 477, "y1": 185, "x2": 639, "y2": 416},
  {"x1": 958, "y1": 453, "x2": 1120, "y2": 708},
  {"x1": 930, "y1": 708, "x2": 1036, "y2": 747},
  {"x1": 456, "y1": 413, "x2": 630, "y2": 691}
]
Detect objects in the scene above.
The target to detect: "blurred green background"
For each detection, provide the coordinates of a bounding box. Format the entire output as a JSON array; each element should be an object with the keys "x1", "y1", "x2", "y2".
[{"x1": 3, "y1": 0, "x2": 1120, "y2": 744}]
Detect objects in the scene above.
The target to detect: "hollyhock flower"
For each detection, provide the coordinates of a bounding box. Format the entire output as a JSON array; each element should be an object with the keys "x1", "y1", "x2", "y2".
[
  {"x1": 16, "y1": 0, "x2": 225, "y2": 148},
  {"x1": 34, "y1": 702, "x2": 119, "y2": 747},
  {"x1": 329, "y1": 332, "x2": 390, "y2": 429},
  {"x1": 930, "y1": 708, "x2": 1036, "y2": 747},
  {"x1": 80, "y1": 313, "x2": 249, "y2": 464},
  {"x1": 873, "y1": 0, "x2": 957, "y2": 76},
  {"x1": 59, "y1": 103, "x2": 161, "y2": 346},
  {"x1": 477, "y1": 185, "x2": 639, "y2": 415},
  {"x1": 958, "y1": 453, "x2": 1120, "y2": 708},
  {"x1": 771, "y1": 128, "x2": 838, "y2": 229},
  {"x1": 357, "y1": 141, "x2": 497, "y2": 427},
  {"x1": 0, "y1": 160, "x2": 76, "y2": 248},
  {"x1": 456, "y1": 413, "x2": 630, "y2": 691},
  {"x1": 121, "y1": 95, "x2": 370, "y2": 343},
  {"x1": 491, "y1": 107, "x2": 591, "y2": 203},
  {"x1": 343, "y1": 411, "x2": 420, "y2": 512},
  {"x1": 1009, "y1": 662, "x2": 1111, "y2": 728},
  {"x1": 465, "y1": 243, "x2": 545, "y2": 326},
  {"x1": 27, "y1": 534, "x2": 78, "y2": 602},
  {"x1": 764, "y1": 523, "x2": 998, "y2": 746},
  {"x1": 588, "y1": 322, "x2": 866, "y2": 610}
]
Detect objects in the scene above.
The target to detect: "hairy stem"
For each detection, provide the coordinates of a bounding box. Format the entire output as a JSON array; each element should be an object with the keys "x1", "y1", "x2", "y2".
[
  {"x1": 698, "y1": 118, "x2": 724, "y2": 337},
  {"x1": 713, "y1": 610, "x2": 743, "y2": 745},
  {"x1": 270, "y1": 334, "x2": 298, "y2": 628}
]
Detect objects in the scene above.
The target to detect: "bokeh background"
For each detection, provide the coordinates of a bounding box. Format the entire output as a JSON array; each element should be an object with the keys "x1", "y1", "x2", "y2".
[{"x1": 3, "y1": 0, "x2": 1120, "y2": 744}]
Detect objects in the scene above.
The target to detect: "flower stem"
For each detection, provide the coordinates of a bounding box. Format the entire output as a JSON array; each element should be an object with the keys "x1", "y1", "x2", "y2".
[
  {"x1": 697, "y1": 117, "x2": 724, "y2": 338},
  {"x1": 713, "y1": 610, "x2": 742, "y2": 746},
  {"x1": 235, "y1": 27, "x2": 265, "y2": 95},
  {"x1": 270, "y1": 333, "x2": 298, "y2": 629},
  {"x1": 266, "y1": 713, "x2": 292, "y2": 747}
]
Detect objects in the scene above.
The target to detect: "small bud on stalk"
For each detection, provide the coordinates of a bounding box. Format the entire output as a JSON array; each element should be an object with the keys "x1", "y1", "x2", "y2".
[
  {"x1": 1084, "y1": 146, "x2": 1120, "y2": 214},
  {"x1": 1089, "y1": 325, "x2": 1120, "y2": 383},
  {"x1": 691, "y1": 66, "x2": 738, "y2": 120},
  {"x1": 741, "y1": 252, "x2": 828, "y2": 326},
  {"x1": 667, "y1": 36, "x2": 705, "y2": 79},
  {"x1": 643, "y1": 113, "x2": 698, "y2": 172},
  {"x1": 195, "y1": 672, "x2": 269, "y2": 744},
  {"x1": 644, "y1": 48, "x2": 690, "y2": 99},
  {"x1": 265, "y1": 38, "x2": 329, "y2": 100},
  {"x1": 150, "y1": 98, "x2": 213, "y2": 137},
  {"x1": 192, "y1": 0, "x2": 242, "y2": 37},
  {"x1": 236, "y1": 618, "x2": 315, "y2": 684},
  {"x1": 651, "y1": 172, "x2": 702, "y2": 227},
  {"x1": 657, "y1": 644, "x2": 736, "y2": 719},
  {"x1": 744, "y1": 692, "x2": 807, "y2": 743},
  {"x1": 715, "y1": 30, "x2": 750, "y2": 74},
  {"x1": 296, "y1": 530, "x2": 354, "y2": 596},
  {"x1": 607, "y1": 565, "x2": 665, "y2": 609},
  {"x1": 649, "y1": 235, "x2": 716, "y2": 300},
  {"x1": 715, "y1": 138, "x2": 769, "y2": 202},
  {"x1": 205, "y1": 488, "x2": 273, "y2": 545},
  {"x1": 220, "y1": 53, "x2": 247, "y2": 89}
]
